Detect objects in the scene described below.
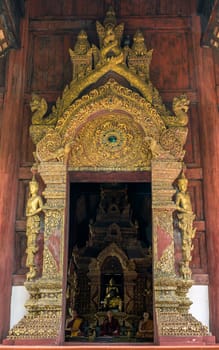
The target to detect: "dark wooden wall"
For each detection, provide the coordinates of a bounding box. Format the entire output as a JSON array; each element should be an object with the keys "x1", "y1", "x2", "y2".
[{"x1": 0, "y1": 0, "x2": 219, "y2": 342}]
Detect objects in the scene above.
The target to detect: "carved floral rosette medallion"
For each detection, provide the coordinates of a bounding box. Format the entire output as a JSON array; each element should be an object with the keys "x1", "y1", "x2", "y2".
[{"x1": 69, "y1": 111, "x2": 152, "y2": 170}]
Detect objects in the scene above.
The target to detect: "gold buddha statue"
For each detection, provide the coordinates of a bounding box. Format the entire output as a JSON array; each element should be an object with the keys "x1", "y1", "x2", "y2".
[{"x1": 103, "y1": 277, "x2": 122, "y2": 311}]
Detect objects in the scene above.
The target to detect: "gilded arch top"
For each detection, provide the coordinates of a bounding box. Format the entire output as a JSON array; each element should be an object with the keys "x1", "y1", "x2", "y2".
[{"x1": 29, "y1": 7, "x2": 190, "y2": 169}]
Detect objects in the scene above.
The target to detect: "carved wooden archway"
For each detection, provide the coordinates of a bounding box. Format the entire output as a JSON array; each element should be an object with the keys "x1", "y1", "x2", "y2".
[{"x1": 6, "y1": 7, "x2": 212, "y2": 346}]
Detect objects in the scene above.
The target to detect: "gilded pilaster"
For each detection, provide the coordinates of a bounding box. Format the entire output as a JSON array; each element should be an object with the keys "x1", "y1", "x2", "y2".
[
  {"x1": 152, "y1": 160, "x2": 209, "y2": 337},
  {"x1": 152, "y1": 160, "x2": 181, "y2": 334},
  {"x1": 37, "y1": 161, "x2": 67, "y2": 308},
  {"x1": 7, "y1": 162, "x2": 67, "y2": 341}
]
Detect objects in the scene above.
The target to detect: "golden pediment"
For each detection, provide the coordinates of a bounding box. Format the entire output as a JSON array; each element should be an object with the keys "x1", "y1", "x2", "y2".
[{"x1": 30, "y1": 7, "x2": 189, "y2": 169}]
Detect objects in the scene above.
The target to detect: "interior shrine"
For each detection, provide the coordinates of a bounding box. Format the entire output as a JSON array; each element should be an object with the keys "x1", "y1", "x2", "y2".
[{"x1": 0, "y1": 1, "x2": 219, "y2": 349}]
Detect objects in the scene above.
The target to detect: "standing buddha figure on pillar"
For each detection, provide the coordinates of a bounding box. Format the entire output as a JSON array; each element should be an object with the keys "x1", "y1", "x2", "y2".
[
  {"x1": 25, "y1": 176, "x2": 44, "y2": 281},
  {"x1": 175, "y1": 171, "x2": 196, "y2": 280}
]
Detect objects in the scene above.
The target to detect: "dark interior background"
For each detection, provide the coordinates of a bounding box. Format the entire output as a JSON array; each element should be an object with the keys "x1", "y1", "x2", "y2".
[{"x1": 68, "y1": 182, "x2": 152, "y2": 258}]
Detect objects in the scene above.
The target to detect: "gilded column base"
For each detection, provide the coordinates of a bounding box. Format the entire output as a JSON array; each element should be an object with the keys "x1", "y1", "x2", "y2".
[
  {"x1": 154, "y1": 276, "x2": 179, "y2": 310},
  {"x1": 176, "y1": 278, "x2": 193, "y2": 314},
  {"x1": 6, "y1": 277, "x2": 63, "y2": 342},
  {"x1": 155, "y1": 276, "x2": 209, "y2": 338},
  {"x1": 6, "y1": 313, "x2": 61, "y2": 342},
  {"x1": 156, "y1": 309, "x2": 209, "y2": 337}
]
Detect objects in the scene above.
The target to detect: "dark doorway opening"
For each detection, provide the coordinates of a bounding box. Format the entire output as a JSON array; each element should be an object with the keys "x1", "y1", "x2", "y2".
[
  {"x1": 65, "y1": 182, "x2": 153, "y2": 343},
  {"x1": 68, "y1": 182, "x2": 152, "y2": 253}
]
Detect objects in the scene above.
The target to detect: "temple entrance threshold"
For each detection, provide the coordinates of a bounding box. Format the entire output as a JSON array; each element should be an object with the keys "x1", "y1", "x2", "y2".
[{"x1": 1, "y1": 344, "x2": 219, "y2": 349}]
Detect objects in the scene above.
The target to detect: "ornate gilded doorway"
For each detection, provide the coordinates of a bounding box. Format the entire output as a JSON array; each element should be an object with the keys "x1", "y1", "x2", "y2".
[{"x1": 6, "y1": 7, "x2": 213, "y2": 346}]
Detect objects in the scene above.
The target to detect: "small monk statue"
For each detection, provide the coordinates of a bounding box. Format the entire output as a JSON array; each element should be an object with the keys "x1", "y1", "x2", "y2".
[
  {"x1": 100, "y1": 310, "x2": 120, "y2": 336},
  {"x1": 66, "y1": 309, "x2": 84, "y2": 337},
  {"x1": 136, "y1": 312, "x2": 153, "y2": 339}
]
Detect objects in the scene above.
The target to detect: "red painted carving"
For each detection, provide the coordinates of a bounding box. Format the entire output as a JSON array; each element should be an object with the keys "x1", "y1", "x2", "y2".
[
  {"x1": 47, "y1": 229, "x2": 61, "y2": 271},
  {"x1": 157, "y1": 225, "x2": 172, "y2": 261}
]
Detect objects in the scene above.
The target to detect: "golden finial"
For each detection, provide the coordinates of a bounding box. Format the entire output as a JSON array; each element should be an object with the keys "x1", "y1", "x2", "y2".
[
  {"x1": 29, "y1": 174, "x2": 38, "y2": 186},
  {"x1": 178, "y1": 170, "x2": 188, "y2": 186},
  {"x1": 103, "y1": 6, "x2": 117, "y2": 29}
]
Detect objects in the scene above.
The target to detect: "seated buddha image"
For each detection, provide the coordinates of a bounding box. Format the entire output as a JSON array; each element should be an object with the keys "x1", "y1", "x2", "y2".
[{"x1": 103, "y1": 277, "x2": 122, "y2": 311}]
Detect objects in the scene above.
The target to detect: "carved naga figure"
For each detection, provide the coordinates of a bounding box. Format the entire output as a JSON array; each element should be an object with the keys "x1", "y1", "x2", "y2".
[
  {"x1": 95, "y1": 6, "x2": 124, "y2": 66},
  {"x1": 30, "y1": 93, "x2": 57, "y2": 125},
  {"x1": 163, "y1": 94, "x2": 190, "y2": 127}
]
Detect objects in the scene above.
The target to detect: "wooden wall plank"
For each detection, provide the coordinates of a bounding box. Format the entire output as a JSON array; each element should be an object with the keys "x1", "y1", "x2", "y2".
[
  {"x1": 192, "y1": 15, "x2": 219, "y2": 340},
  {"x1": 0, "y1": 7, "x2": 29, "y2": 341},
  {"x1": 18, "y1": 167, "x2": 32, "y2": 179},
  {"x1": 194, "y1": 221, "x2": 205, "y2": 231},
  {"x1": 188, "y1": 180, "x2": 204, "y2": 220},
  {"x1": 184, "y1": 104, "x2": 201, "y2": 167},
  {"x1": 0, "y1": 174, "x2": 15, "y2": 339},
  {"x1": 29, "y1": 0, "x2": 62, "y2": 17},
  {"x1": 0, "y1": 57, "x2": 6, "y2": 88},
  {"x1": 213, "y1": 50, "x2": 219, "y2": 85},
  {"x1": 29, "y1": 0, "x2": 105, "y2": 18},
  {"x1": 16, "y1": 180, "x2": 29, "y2": 221},
  {"x1": 160, "y1": 90, "x2": 198, "y2": 102},
  {"x1": 186, "y1": 167, "x2": 203, "y2": 179},
  {"x1": 159, "y1": 0, "x2": 195, "y2": 16},
  {"x1": 213, "y1": 50, "x2": 219, "y2": 105},
  {"x1": 14, "y1": 231, "x2": 27, "y2": 275},
  {"x1": 120, "y1": 0, "x2": 158, "y2": 16},
  {"x1": 28, "y1": 0, "x2": 198, "y2": 18},
  {"x1": 29, "y1": 34, "x2": 72, "y2": 92},
  {"x1": 149, "y1": 31, "x2": 194, "y2": 90},
  {"x1": 29, "y1": 17, "x2": 191, "y2": 32},
  {"x1": 20, "y1": 104, "x2": 35, "y2": 166},
  {"x1": 191, "y1": 231, "x2": 208, "y2": 273}
]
